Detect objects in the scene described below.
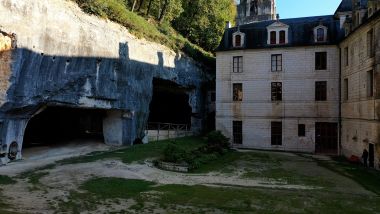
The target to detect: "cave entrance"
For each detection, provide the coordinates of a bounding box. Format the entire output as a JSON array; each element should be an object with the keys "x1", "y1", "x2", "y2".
[
  {"x1": 23, "y1": 107, "x2": 106, "y2": 149},
  {"x1": 148, "y1": 78, "x2": 192, "y2": 128}
]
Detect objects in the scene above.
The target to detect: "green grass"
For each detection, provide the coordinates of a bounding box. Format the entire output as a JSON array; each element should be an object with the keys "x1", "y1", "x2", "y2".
[
  {"x1": 71, "y1": 0, "x2": 215, "y2": 69},
  {"x1": 317, "y1": 156, "x2": 380, "y2": 195},
  {"x1": 57, "y1": 136, "x2": 206, "y2": 165},
  {"x1": 0, "y1": 175, "x2": 16, "y2": 185},
  {"x1": 58, "y1": 177, "x2": 380, "y2": 213}
]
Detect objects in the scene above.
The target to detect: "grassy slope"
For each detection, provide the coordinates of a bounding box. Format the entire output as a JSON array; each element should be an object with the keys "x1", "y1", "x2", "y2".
[{"x1": 71, "y1": 0, "x2": 215, "y2": 69}]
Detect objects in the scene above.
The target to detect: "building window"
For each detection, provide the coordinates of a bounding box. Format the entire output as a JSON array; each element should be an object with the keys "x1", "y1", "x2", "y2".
[
  {"x1": 367, "y1": 70, "x2": 374, "y2": 97},
  {"x1": 233, "y1": 121, "x2": 243, "y2": 144},
  {"x1": 344, "y1": 47, "x2": 349, "y2": 66},
  {"x1": 271, "y1": 54, "x2": 282, "y2": 71},
  {"x1": 233, "y1": 56, "x2": 243, "y2": 73},
  {"x1": 315, "y1": 52, "x2": 327, "y2": 70},
  {"x1": 270, "y1": 31, "x2": 276, "y2": 44},
  {"x1": 367, "y1": 29, "x2": 374, "y2": 57},
  {"x1": 298, "y1": 124, "x2": 306, "y2": 137},
  {"x1": 271, "y1": 122, "x2": 282, "y2": 146},
  {"x1": 279, "y1": 31, "x2": 286, "y2": 44},
  {"x1": 344, "y1": 78, "x2": 348, "y2": 101},
  {"x1": 317, "y1": 28, "x2": 325, "y2": 42},
  {"x1": 315, "y1": 81, "x2": 327, "y2": 101},
  {"x1": 233, "y1": 83, "x2": 243, "y2": 101},
  {"x1": 235, "y1": 35, "x2": 241, "y2": 47},
  {"x1": 271, "y1": 82, "x2": 282, "y2": 101}
]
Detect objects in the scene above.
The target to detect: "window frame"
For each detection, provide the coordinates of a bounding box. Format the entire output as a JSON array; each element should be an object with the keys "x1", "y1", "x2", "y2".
[
  {"x1": 233, "y1": 121, "x2": 243, "y2": 145},
  {"x1": 315, "y1": 52, "x2": 327, "y2": 70},
  {"x1": 271, "y1": 122, "x2": 282, "y2": 146},
  {"x1": 344, "y1": 78, "x2": 348, "y2": 101},
  {"x1": 367, "y1": 70, "x2": 374, "y2": 97},
  {"x1": 298, "y1": 124, "x2": 306, "y2": 137},
  {"x1": 316, "y1": 28, "x2": 325, "y2": 42},
  {"x1": 233, "y1": 56, "x2": 243, "y2": 73},
  {"x1": 271, "y1": 82, "x2": 282, "y2": 101},
  {"x1": 344, "y1": 47, "x2": 349, "y2": 66},
  {"x1": 235, "y1": 34, "x2": 242, "y2": 47},
  {"x1": 279, "y1": 30, "x2": 286, "y2": 44},
  {"x1": 233, "y1": 83, "x2": 243, "y2": 102},
  {"x1": 270, "y1": 31, "x2": 277, "y2": 45},
  {"x1": 271, "y1": 54, "x2": 282, "y2": 72},
  {"x1": 315, "y1": 81, "x2": 327, "y2": 101},
  {"x1": 367, "y1": 29, "x2": 374, "y2": 58}
]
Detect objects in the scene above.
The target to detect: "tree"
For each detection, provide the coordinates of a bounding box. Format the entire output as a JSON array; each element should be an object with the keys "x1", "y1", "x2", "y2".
[{"x1": 173, "y1": 0, "x2": 236, "y2": 51}]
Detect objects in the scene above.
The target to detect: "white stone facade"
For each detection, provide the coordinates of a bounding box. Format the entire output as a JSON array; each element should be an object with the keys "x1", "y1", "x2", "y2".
[{"x1": 216, "y1": 46, "x2": 340, "y2": 153}]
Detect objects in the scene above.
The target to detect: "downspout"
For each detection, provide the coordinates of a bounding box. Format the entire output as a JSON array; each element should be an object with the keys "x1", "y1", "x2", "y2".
[{"x1": 338, "y1": 46, "x2": 342, "y2": 156}]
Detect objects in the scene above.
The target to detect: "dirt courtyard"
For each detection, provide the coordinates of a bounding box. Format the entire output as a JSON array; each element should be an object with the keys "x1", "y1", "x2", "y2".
[{"x1": 0, "y1": 138, "x2": 379, "y2": 213}]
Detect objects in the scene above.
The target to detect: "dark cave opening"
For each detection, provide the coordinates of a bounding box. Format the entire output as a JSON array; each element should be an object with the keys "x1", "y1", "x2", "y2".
[
  {"x1": 148, "y1": 78, "x2": 192, "y2": 127},
  {"x1": 23, "y1": 107, "x2": 106, "y2": 148}
]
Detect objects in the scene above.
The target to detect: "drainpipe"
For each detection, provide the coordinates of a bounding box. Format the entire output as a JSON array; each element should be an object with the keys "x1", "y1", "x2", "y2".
[{"x1": 338, "y1": 46, "x2": 342, "y2": 156}]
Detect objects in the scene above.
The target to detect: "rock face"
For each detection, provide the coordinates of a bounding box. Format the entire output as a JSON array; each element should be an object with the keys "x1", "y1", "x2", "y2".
[{"x1": 0, "y1": 0, "x2": 208, "y2": 164}]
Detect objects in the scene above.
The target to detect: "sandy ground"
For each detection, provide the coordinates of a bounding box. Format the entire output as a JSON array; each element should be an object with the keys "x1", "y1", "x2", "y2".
[{"x1": 0, "y1": 142, "x2": 375, "y2": 214}]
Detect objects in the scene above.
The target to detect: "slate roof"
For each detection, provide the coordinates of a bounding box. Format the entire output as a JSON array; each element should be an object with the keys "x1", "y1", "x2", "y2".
[
  {"x1": 216, "y1": 15, "x2": 344, "y2": 52},
  {"x1": 335, "y1": 0, "x2": 353, "y2": 13}
]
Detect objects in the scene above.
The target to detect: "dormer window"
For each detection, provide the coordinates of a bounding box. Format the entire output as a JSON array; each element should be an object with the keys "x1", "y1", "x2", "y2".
[
  {"x1": 233, "y1": 31, "x2": 245, "y2": 48},
  {"x1": 270, "y1": 31, "x2": 276, "y2": 44},
  {"x1": 266, "y1": 22, "x2": 289, "y2": 45},
  {"x1": 314, "y1": 25, "x2": 327, "y2": 43},
  {"x1": 235, "y1": 35, "x2": 241, "y2": 47}
]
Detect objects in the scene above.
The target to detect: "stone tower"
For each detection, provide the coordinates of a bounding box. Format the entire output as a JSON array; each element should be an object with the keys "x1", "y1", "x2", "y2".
[{"x1": 237, "y1": 0, "x2": 277, "y2": 25}]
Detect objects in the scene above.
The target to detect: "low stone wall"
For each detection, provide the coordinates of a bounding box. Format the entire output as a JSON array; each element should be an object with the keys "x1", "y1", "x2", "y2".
[{"x1": 157, "y1": 161, "x2": 189, "y2": 173}]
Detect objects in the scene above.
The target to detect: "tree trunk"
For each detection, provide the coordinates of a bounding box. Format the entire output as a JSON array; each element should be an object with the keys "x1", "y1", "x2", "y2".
[
  {"x1": 137, "y1": 0, "x2": 145, "y2": 12},
  {"x1": 131, "y1": 0, "x2": 137, "y2": 12},
  {"x1": 158, "y1": 0, "x2": 169, "y2": 22},
  {"x1": 146, "y1": 0, "x2": 153, "y2": 16}
]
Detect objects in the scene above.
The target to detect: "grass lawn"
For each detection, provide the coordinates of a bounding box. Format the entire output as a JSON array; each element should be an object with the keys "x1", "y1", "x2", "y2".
[{"x1": 5, "y1": 136, "x2": 380, "y2": 213}]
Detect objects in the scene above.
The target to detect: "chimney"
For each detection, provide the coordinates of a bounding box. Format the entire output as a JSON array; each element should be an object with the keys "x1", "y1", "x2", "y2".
[{"x1": 276, "y1": 14, "x2": 280, "y2": 20}]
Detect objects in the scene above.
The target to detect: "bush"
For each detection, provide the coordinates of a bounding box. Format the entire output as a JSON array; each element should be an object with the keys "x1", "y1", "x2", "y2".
[
  {"x1": 162, "y1": 143, "x2": 189, "y2": 164},
  {"x1": 206, "y1": 131, "x2": 230, "y2": 154}
]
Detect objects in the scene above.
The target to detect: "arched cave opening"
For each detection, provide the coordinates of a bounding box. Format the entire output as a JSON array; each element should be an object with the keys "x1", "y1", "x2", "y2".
[
  {"x1": 23, "y1": 107, "x2": 106, "y2": 148},
  {"x1": 148, "y1": 78, "x2": 192, "y2": 128}
]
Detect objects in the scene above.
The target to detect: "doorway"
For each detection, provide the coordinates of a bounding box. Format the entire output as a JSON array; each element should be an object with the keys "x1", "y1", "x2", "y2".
[
  {"x1": 369, "y1": 143, "x2": 375, "y2": 168},
  {"x1": 315, "y1": 122, "x2": 338, "y2": 154}
]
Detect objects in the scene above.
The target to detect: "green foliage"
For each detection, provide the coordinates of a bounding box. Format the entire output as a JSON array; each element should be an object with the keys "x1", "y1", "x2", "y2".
[
  {"x1": 173, "y1": 0, "x2": 236, "y2": 51},
  {"x1": 0, "y1": 175, "x2": 16, "y2": 185},
  {"x1": 162, "y1": 142, "x2": 188, "y2": 163},
  {"x1": 206, "y1": 130, "x2": 230, "y2": 154}
]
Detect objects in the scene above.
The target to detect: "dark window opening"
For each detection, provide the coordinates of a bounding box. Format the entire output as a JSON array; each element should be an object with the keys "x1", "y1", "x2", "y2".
[
  {"x1": 298, "y1": 124, "x2": 306, "y2": 137},
  {"x1": 271, "y1": 82, "x2": 282, "y2": 101},
  {"x1": 271, "y1": 54, "x2": 282, "y2": 71},
  {"x1": 271, "y1": 122, "x2": 282, "y2": 145},
  {"x1": 344, "y1": 47, "x2": 349, "y2": 66},
  {"x1": 279, "y1": 31, "x2": 286, "y2": 44},
  {"x1": 235, "y1": 35, "x2": 242, "y2": 47},
  {"x1": 148, "y1": 78, "x2": 192, "y2": 127},
  {"x1": 233, "y1": 121, "x2": 243, "y2": 144},
  {"x1": 367, "y1": 70, "x2": 374, "y2": 97},
  {"x1": 315, "y1": 81, "x2": 327, "y2": 101},
  {"x1": 317, "y1": 28, "x2": 325, "y2": 42},
  {"x1": 233, "y1": 56, "x2": 243, "y2": 73},
  {"x1": 344, "y1": 78, "x2": 349, "y2": 101},
  {"x1": 233, "y1": 83, "x2": 243, "y2": 101},
  {"x1": 315, "y1": 122, "x2": 338, "y2": 154},
  {"x1": 315, "y1": 52, "x2": 327, "y2": 70},
  {"x1": 367, "y1": 29, "x2": 374, "y2": 57},
  {"x1": 270, "y1": 31, "x2": 276, "y2": 44},
  {"x1": 23, "y1": 107, "x2": 106, "y2": 147}
]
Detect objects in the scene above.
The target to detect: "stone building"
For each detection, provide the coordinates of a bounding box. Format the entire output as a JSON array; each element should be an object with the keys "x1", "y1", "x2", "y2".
[
  {"x1": 217, "y1": 0, "x2": 380, "y2": 168},
  {"x1": 338, "y1": 0, "x2": 380, "y2": 169},
  {"x1": 216, "y1": 16, "x2": 342, "y2": 153}
]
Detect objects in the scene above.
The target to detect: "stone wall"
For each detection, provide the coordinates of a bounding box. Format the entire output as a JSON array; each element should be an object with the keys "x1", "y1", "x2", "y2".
[
  {"x1": 340, "y1": 14, "x2": 380, "y2": 169},
  {"x1": 0, "y1": 0, "x2": 209, "y2": 163},
  {"x1": 216, "y1": 46, "x2": 340, "y2": 152}
]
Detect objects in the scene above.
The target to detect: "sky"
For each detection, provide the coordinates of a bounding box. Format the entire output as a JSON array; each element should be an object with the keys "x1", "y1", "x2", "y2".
[{"x1": 276, "y1": 0, "x2": 342, "y2": 19}]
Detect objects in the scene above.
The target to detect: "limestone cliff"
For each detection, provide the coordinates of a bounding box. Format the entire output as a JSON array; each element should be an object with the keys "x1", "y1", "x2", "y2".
[{"x1": 0, "y1": 0, "x2": 208, "y2": 163}]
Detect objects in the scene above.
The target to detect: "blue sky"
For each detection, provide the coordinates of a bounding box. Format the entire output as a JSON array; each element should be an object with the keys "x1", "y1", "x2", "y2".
[{"x1": 276, "y1": 0, "x2": 342, "y2": 19}]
